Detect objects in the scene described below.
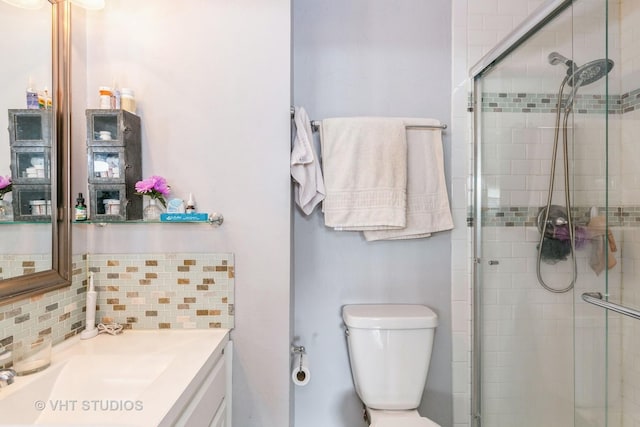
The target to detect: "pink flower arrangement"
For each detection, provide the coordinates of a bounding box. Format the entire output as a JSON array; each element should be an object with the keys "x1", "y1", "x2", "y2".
[
  {"x1": 0, "y1": 176, "x2": 12, "y2": 200},
  {"x1": 134, "y1": 175, "x2": 170, "y2": 207}
]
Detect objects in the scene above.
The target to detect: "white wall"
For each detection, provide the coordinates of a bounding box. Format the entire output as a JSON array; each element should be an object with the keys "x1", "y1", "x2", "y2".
[
  {"x1": 74, "y1": 1, "x2": 292, "y2": 426},
  {"x1": 292, "y1": 1, "x2": 453, "y2": 426}
]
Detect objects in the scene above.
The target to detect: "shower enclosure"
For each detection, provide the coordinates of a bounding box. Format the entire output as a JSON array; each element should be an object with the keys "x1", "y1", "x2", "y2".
[{"x1": 472, "y1": 0, "x2": 640, "y2": 425}]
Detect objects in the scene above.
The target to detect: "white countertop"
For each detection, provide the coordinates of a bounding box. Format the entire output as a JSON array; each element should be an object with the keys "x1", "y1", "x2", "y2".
[{"x1": 0, "y1": 329, "x2": 230, "y2": 426}]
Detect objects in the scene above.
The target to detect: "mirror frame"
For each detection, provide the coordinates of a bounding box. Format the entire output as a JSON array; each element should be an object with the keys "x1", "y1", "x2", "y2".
[{"x1": 0, "y1": 0, "x2": 71, "y2": 305}]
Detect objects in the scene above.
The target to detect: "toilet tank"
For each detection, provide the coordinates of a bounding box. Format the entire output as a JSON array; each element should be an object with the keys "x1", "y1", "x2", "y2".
[{"x1": 343, "y1": 304, "x2": 438, "y2": 410}]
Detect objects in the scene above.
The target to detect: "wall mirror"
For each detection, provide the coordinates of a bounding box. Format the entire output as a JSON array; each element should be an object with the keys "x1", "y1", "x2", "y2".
[{"x1": 0, "y1": 0, "x2": 71, "y2": 304}]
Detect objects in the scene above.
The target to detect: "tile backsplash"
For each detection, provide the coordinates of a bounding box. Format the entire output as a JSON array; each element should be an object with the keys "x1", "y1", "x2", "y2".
[
  {"x1": 0, "y1": 254, "x2": 53, "y2": 280},
  {"x1": 89, "y1": 253, "x2": 234, "y2": 330},
  {"x1": 0, "y1": 252, "x2": 234, "y2": 365},
  {"x1": 0, "y1": 254, "x2": 87, "y2": 359}
]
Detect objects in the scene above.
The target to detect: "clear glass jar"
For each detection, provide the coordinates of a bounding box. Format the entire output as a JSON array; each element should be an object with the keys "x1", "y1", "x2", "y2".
[
  {"x1": 0, "y1": 199, "x2": 13, "y2": 221},
  {"x1": 120, "y1": 88, "x2": 136, "y2": 114},
  {"x1": 143, "y1": 198, "x2": 163, "y2": 221}
]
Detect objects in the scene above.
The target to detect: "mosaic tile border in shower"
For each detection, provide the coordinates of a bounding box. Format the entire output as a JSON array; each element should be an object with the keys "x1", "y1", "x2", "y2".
[
  {"x1": 621, "y1": 88, "x2": 640, "y2": 113},
  {"x1": 481, "y1": 92, "x2": 623, "y2": 114},
  {"x1": 89, "y1": 253, "x2": 235, "y2": 330},
  {"x1": 479, "y1": 206, "x2": 637, "y2": 227}
]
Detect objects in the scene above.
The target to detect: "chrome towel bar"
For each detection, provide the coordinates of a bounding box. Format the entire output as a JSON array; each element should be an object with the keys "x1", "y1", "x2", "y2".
[
  {"x1": 582, "y1": 292, "x2": 640, "y2": 320},
  {"x1": 290, "y1": 107, "x2": 447, "y2": 132}
]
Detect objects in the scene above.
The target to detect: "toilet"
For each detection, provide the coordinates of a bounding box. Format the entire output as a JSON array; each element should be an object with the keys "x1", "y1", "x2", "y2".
[{"x1": 342, "y1": 304, "x2": 440, "y2": 427}]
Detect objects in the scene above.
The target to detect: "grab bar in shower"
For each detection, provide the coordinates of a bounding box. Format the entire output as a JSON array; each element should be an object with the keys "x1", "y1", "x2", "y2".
[{"x1": 581, "y1": 292, "x2": 640, "y2": 320}]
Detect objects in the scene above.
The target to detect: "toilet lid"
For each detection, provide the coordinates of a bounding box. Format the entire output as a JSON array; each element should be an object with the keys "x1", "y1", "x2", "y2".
[{"x1": 372, "y1": 418, "x2": 441, "y2": 427}]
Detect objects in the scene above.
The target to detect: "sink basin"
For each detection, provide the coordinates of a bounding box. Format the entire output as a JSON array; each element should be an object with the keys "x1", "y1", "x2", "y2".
[{"x1": 0, "y1": 329, "x2": 229, "y2": 426}]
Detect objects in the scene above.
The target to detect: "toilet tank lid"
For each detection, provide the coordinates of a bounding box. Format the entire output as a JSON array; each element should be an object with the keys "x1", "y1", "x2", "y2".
[{"x1": 342, "y1": 304, "x2": 438, "y2": 329}]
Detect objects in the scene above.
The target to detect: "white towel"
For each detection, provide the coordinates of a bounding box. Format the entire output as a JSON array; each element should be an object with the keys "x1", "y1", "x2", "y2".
[
  {"x1": 320, "y1": 117, "x2": 407, "y2": 230},
  {"x1": 364, "y1": 119, "x2": 453, "y2": 241},
  {"x1": 291, "y1": 107, "x2": 325, "y2": 215}
]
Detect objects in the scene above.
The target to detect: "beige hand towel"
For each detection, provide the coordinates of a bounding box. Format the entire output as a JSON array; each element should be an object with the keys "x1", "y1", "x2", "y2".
[
  {"x1": 320, "y1": 117, "x2": 407, "y2": 230},
  {"x1": 364, "y1": 119, "x2": 454, "y2": 241}
]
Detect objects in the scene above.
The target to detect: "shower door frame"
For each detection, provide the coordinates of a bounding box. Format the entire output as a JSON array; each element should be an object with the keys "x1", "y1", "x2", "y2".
[{"x1": 470, "y1": 1, "x2": 575, "y2": 426}]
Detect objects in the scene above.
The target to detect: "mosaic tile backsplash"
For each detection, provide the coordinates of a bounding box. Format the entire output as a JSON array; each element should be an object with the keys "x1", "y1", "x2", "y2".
[
  {"x1": 0, "y1": 254, "x2": 53, "y2": 280},
  {"x1": 0, "y1": 254, "x2": 87, "y2": 364},
  {"x1": 89, "y1": 253, "x2": 234, "y2": 330},
  {"x1": 0, "y1": 252, "x2": 234, "y2": 367}
]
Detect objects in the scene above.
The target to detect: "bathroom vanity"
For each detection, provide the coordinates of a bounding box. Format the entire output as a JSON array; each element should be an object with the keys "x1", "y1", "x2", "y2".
[{"x1": 0, "y1": 329, "x2": 231, "y2": 426}]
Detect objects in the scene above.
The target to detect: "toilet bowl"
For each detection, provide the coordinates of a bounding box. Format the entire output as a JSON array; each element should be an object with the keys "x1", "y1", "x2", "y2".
[{"x1": 343, "y1": 304, "x2": 440, "y2": 427}]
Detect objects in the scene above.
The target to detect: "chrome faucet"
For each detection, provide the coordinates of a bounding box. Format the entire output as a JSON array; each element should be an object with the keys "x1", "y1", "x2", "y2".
[
  {"x1": 0, "y1": 344, "x2": 15, "y2": 387},
  {"x1": 0, "y1": 368, "x2": 16, "y2": 387}
]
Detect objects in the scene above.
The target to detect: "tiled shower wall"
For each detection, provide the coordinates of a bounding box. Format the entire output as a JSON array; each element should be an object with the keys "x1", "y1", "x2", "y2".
[
  {"x1": 0, "y1": 252, "x2": 234, "y2": 366},
  {"x1": 478, "y1": 102, "x2": 623, "y2": 427},
  {"x1": 619, "y1": 0, "x2": 640, "y2": 414}
]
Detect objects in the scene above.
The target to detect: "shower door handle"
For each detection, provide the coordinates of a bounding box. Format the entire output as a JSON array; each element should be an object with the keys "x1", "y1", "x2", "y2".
[{"x1": 581, "y1": 292, "x2": 640, "y2": 320}]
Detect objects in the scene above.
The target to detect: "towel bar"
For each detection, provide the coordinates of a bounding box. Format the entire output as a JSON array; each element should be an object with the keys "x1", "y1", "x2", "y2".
[
  {"x1": 309, "y1": 121, "x2": 447, "y2": 132},
  {"x1": 290, "y1": 108, "x2": 447, "y2": 132}
]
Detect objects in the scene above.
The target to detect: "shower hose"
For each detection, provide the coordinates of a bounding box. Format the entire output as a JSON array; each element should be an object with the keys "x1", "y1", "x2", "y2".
[{"x1": 536, "y1": 74, "x2": 578, "y2": 293}]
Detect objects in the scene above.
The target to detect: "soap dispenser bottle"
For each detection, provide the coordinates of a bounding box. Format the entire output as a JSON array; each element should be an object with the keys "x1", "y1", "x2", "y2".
[{"x1": 75, "y1": 193, "x2": 87, "y2": 221}]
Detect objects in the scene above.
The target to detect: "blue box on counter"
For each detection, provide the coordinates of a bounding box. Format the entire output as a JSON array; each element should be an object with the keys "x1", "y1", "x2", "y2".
[{"x1": 160, "y1": 212, "x2": 209, "y2": 222}]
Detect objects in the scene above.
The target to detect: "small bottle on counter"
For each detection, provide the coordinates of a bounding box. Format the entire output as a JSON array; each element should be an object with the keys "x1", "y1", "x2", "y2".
[
  {"x1": 99, "y1": 86, "x2": 113, "y2": 109},
  {"x1": 26, "y1": 88, "x2": 39, "y2": 109},
  {"x1": 185, "y1": 193, "x2": 196, "y2": 214},
  {"x1": 75, "y1": 193, "x2": 88, "y2": 221}
]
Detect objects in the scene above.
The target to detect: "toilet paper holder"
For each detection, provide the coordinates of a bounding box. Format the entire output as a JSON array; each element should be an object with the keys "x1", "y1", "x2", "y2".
[
  {"x1": 291, "y1": 345, "x2": 310, "y2": 386},
  {"x1": 291, "y1": 345, "x2": 306, "y2": 372},
  {"x1": 291, "y1": 345, "x2": 305, "y2": 355}
]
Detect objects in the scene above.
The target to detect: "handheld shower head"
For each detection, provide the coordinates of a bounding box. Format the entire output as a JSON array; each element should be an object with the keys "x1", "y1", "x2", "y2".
[
  {"x1": 567, "y1": 58, "x2": 614, "y2": 87},
  {"x1": 548, "y1": 51, "x2": 614, "y2": 87}
]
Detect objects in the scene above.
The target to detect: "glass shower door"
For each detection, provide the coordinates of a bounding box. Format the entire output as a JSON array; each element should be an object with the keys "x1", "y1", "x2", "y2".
[{"x1": 473, "y1": 1, "x2": 619, "y2": 426}]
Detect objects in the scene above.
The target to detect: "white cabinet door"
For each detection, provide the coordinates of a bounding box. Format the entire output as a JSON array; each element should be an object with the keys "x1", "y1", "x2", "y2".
[{"x1": 178, "y1": 355, "x2": 226, "y2": 426}]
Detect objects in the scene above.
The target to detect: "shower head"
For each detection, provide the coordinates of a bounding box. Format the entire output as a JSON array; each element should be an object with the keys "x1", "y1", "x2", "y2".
[
  {"x1": 548, "y1": 51, "x2": 614, "y2": 87},
  {"x1": 566, "y1": 58, "x2": 614, "y2": 87}
]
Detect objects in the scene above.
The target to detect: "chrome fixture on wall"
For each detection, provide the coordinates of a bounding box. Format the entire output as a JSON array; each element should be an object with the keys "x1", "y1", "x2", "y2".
[{"x1": 535, "y1": 51, "x2": 614, "y2": 293}]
